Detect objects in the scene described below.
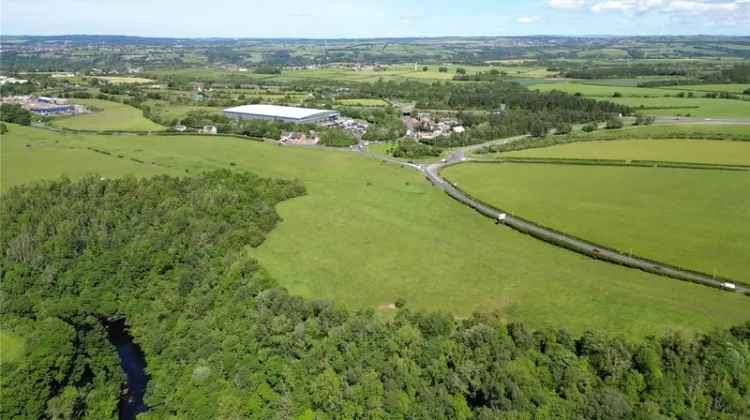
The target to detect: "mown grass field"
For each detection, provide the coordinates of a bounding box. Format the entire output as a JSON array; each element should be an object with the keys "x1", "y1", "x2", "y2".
[
  {"x1": 443, "y1": 160, "x2": 750, "y2": 281},
  {"x1": 3, "y1": 124, "x2": 749, "y2": 338},
  {"x1": 503, "y1": 139, "x2": 750, "y2": 165},
  {"x1": 51, "y1": 99, "x2": 164, "y2": 131},
  {"x1": 610, "y1": 97, "x2": 750, "y2": 118},
  {"x1": 0, "y1": 330, "x2": 25, "y2": 364}
]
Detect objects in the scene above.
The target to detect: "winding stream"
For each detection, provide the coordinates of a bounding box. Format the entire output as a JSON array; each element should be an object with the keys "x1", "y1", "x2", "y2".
[{"x1": 105, "y1": 319, "x2": 149, "y2": 420}]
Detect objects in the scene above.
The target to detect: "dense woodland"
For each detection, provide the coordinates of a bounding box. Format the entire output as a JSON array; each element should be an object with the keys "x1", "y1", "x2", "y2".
[{"x1": 1, "y1": 173, "x2": 749, "y2": 419}]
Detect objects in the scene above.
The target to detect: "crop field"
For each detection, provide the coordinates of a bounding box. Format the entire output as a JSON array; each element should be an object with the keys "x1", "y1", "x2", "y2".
[
  {"x1": 0, "y1": 330, "x2": 25, "y2": 364},
  {"x1": 51, "y1": 99, "x2": 164, "y2": 131},
  {"x1": 609, "y1": 97, "x2": 750, "y2": 118},
  {"x1": 503, "y1": 139, "x2": 750, "y2": 165},
  {"x1": 2, "y1": 124, "x2": 749, "y2": 338},
  {"x1": 443, "y1": 161, "x2": 750, "y2": 281}
]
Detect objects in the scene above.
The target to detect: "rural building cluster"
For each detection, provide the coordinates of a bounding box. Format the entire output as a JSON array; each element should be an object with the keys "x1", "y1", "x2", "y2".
[
  {"x1": 405, "y1": 112, "x2": 465, "y2": 140},
  {"x1": 0, "y1": 96, "x2": 88, "y2": 116}
]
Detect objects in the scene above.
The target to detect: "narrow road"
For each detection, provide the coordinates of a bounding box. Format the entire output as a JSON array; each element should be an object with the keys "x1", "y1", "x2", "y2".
[{"x1": 419, "y1": 142, "x2": 749, "y2": 295}]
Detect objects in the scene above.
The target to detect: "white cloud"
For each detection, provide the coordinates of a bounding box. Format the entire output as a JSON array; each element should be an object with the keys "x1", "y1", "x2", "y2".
[
  {"x1": 517, "y1": 16, "x2": 542, "y2": 23},
  {"x1": 549, "y1": 0, "x2": 586, "y2": 9},
  {"x1": 591, "y1": 0, "x2": 748, "y2": 16},
  {"x1": 667, "y1": 1, "x2": 739, "y2": 14},
  {"x1": 591, "y1": 0, "x2": 670, "y2": 13}
]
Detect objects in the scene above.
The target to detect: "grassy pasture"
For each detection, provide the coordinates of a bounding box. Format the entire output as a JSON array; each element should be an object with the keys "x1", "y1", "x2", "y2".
[
  {"x1": 609, "y1": 97, "x2": 750, "y2": 118},
  {"x1": 51, "y1": 99, "x2": 164, "y2": 131},
  {"x1": 2, "y1": 125, "x2": 749, "y2": 338},
  {"x1": 503, "y1": 139, "x2": 750, "y2": 166},
  {"x1": 0, "y1": 330, "x2": 25, "y2": 364},
  {"x1": 443, "y1": 161, "x2": 750, "y2": 281}
]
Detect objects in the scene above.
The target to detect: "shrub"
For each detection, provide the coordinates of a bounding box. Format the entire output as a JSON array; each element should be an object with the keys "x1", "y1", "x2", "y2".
[
  {"x1": 582, "y1": 123, "x2": 598, "y2": 132},
  {"x1": 530, "y1": 122, "x2": 548, "y2": 138},
  {"x1": 391, "y1": 139, "x2": 441, "y2": 159},
  {"x1": 555, "y1": 123, "x2": 572, "y2": 135},
  {"x1": 634, "y1": 115, "x2": 655, "y2": 126},
  {"x1": 606, "y1": 118, "x2": 624, "y2": 129},
  {"x1": 318, "y1": 128, "x2": 357, "y2": 147}
]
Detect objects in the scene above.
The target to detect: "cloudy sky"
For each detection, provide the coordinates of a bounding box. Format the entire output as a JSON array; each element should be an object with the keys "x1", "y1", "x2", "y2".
[{"x1": 1, "y1": 0, "x2": 748, "y2": 37}]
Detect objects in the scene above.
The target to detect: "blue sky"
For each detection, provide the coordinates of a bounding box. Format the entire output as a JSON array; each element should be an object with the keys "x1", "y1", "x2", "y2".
[{"x1": 1, "y1": 0, "x2": 748, "y2": 37}]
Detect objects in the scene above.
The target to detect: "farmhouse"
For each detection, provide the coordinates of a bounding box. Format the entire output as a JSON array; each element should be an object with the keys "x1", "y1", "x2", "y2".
[{"x1": 224, "y1": 104, "x2": 339, "y2": 124}]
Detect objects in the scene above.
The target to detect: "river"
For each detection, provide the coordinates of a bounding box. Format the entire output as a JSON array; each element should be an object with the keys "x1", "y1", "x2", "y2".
[{"x1": 105, "y1": 319, "x2": 149, "y2": 420}]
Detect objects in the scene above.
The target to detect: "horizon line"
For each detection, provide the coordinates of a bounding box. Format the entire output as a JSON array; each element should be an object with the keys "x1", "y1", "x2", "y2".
[{"x1": 2, "y1": 33, "x2": 750, "y2": 41}]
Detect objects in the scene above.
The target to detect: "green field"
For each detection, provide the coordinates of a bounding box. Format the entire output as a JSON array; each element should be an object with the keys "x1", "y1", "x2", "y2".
[
  {"x1": 0, "y1": 330, "x2": 24, "y2": 364},
  {"x1": 142, "y1": 100, "x2": 223, "y2": 122},
  {"x1": 443, "y1": 161, "x2": 750, "y2": 281},
  {"x1": 51, "y1": 99, "x2": 165, "y2": 131},
  {"x1": 503, "y1": 139, "x2": 750, "y2": 165},
  {"x1": 530, "y1": 82, "x2": 671, "y2": 97},
  {"x1": 663, "y1": 84, "x2": 750, "y2": 94},
  {"x1": 3, "y1": 124, "x2": 749, "y2": 338},
  {"x1": 610, "y1": 97, "x2": 750, "y2": 118},
  {"x1": 528, "y1": 80, "x2": 750, "y2": 98},
  {"x1": 1, "y1": 125, "x2": 172, "y2": 189},
  {"x1": 336, "y1": 98, "x2": 390, "y2": 107}
]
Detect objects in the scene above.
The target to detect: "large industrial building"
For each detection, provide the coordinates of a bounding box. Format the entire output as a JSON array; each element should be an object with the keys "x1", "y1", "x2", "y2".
[{"x1": 223, "y1": 104, "x2": 339, "y2": 124}]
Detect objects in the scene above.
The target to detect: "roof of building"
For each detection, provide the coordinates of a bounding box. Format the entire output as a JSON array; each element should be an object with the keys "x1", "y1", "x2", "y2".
[{"x1": 224, "y1": 104, "x2": 337, "y2": 120}]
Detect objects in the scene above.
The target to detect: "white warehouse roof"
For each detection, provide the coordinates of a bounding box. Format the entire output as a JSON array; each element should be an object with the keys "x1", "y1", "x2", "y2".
[{"x1": 223, "y1": 104, "x2": 336, "y2": 120}]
